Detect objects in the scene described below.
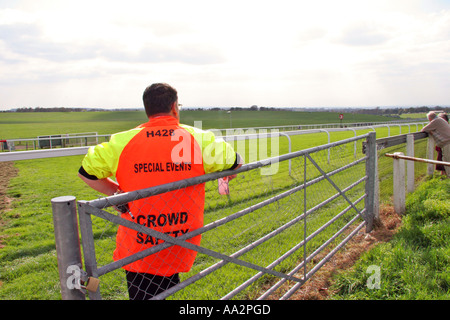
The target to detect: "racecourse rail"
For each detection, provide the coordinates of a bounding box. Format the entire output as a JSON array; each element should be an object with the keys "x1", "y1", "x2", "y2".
[{"x1": 0, "y1": 121, "x2": 427, "y2": 162}]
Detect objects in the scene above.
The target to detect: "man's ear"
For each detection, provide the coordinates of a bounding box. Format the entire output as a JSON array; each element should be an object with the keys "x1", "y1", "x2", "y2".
[{"x1": 171, "y1": 101, "x2": 179, "y2": 119}]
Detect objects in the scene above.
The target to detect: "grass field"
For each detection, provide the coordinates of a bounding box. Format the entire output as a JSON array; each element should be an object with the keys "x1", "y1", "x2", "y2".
[
  {"x1": 0, "y1": 110, "x2": 435, "y2": 300},
  {"x1": 0, "y1": 109, "x2": 402, "y2": 139}
]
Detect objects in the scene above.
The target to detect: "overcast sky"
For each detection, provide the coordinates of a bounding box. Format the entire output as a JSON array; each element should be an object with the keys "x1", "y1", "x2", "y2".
[{"x1": 1, "y1": 0, "x2": 450, "y2": 110}]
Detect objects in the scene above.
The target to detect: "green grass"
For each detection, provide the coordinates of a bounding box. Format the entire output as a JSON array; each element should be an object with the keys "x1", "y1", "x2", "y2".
[
  {"x1": 330, "y1": 176, "x2": 450, "y2": 300},
  {"x1": 0, "y1": 156, "x2": 89, "y2": 299},
  {"x1": 399, "y1": 113, "x2": 427, "y2": 120},
  {"x1": 0, "y1": 110, "x2": 429, "y2": 300},
  {"x1": 0, "y1": 110, "x2": 399, "y2": 139},
  {"x1": 0, "y1": 111, "x2": 148, "y2": 139}
]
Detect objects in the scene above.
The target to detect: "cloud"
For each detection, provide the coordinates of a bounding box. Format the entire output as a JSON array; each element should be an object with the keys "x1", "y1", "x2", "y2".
[
  {"x1": 1, "y1": 0, "x2": 450, "y2": 109},
  {"x1": 100, "y1": 43, "x2": 226, "y2": 65},
  {"x1": 297, "y1": 27, "x2": 328, "y2": 45},
  {"x1": 0, "y1": 22, "x2": 96, "y2": 62},
  {"x1": 336, "y1": 22, "x2": 391, "y2": 47},
  {"x1": 0, "y1": 20, "x2": 225, "y2": 65}
]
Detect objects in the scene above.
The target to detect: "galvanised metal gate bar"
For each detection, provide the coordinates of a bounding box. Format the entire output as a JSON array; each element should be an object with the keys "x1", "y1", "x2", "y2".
[{"x1": 52, "y1": 132, "x2": 376, "y2": 300}]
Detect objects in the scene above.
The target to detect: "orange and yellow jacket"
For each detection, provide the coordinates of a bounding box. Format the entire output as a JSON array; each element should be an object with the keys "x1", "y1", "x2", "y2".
[{"x1": 79, "y1": 115, "x2": 239, "y2": 276}]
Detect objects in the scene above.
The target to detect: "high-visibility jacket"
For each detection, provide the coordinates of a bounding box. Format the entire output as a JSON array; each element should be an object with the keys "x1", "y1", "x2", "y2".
[{"x1": 80, "y1": 116, "x2": 238, "y2": 275}]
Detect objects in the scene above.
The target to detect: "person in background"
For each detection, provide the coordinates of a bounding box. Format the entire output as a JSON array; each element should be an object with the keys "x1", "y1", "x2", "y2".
[
  {"x1": 421, "y1": 111, "x2": 450, "y2": 178},
  {"x1": 78, "y1": 83, "x2": 243, "y2": 299},
  {"x1": 435, "y1": 113, "x2": 449, "y2": 175}
]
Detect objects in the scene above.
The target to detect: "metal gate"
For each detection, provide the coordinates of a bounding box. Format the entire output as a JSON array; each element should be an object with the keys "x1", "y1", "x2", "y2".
[{"x1": 52, "y1": 132, "x2": 376, "y2": 300}]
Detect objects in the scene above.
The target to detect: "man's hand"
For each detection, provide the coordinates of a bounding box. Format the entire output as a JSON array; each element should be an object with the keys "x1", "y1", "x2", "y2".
[
  {"x1": 112, "y1": 189, "x2": 134, "y2": 219},
  {"x1": 78, "y1": 173, "x2": 134, "y2": 218}
]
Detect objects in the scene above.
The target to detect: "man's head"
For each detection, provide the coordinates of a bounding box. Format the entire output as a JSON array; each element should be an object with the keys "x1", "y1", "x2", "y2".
[
  {"x1": 427, "y1": 111, "x2": 437, "y2": 121},
  {"x1": 143, "y1": 83, "x2": 179, "y2": 119},
  {"x1": 438, "y1": 112, "x2": 449, "y2": 123}
]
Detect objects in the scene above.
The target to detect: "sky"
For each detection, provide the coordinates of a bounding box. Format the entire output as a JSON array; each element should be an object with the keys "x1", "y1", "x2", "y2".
[{"x1": 1, "y1": 0, "x2": 450, "y2": 110}]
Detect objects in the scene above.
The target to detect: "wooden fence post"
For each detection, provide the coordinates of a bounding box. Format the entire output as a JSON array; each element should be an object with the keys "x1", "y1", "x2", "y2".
[
  {"x1": 393, "y1": 152, "x2": 406, "y2": 215},
  {"x1": 406, "y1": 134, "x2": 415, "y2": 193}
]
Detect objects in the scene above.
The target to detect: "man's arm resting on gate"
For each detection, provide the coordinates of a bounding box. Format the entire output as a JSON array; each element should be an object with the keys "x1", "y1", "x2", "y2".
[
  {"x1": 231, "y1": 152, "x2": 243, "y2": 170},
  {"x1": 78, "y1": 166, "x2": 119, "y2": 196}
]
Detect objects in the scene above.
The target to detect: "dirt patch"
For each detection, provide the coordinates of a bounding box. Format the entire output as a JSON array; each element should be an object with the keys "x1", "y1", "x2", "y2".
[
  {"x1": 272, "y1": 205, "x2": 403, "y2": 300},
  {"x1": 0, "y1": 161, "x2": 18, "y2": 248}
]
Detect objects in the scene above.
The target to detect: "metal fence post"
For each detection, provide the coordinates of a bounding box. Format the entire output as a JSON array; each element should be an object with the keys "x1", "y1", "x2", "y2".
[
  {"x1": 365, "y1": 131, "x2": 377, "y2": 232},
  {"x1": 51, "y1": 196, "x2": 85, "y2": 300}
]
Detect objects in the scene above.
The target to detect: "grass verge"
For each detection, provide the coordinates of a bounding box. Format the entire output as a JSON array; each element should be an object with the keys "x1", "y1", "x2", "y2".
[{"x1": 328, "y1": 176, "x2": 450, "y2": 300}]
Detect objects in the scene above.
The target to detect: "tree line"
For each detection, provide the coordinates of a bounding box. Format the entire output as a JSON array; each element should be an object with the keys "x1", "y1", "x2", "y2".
[
  {"x1": 197, "y1": 105, "x2": 449, "y2": 115},
  {"x1": 2, "y1": 105, "x2": 449, "y2": 115},
  {"x1": 8, "y1": 107, "x2": 106, "y2": 112}
]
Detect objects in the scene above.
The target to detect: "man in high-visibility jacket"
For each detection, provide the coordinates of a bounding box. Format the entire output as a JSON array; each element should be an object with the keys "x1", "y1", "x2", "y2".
[{"x1": 78, "y1": 83, "x2": 242, "y2": 299}]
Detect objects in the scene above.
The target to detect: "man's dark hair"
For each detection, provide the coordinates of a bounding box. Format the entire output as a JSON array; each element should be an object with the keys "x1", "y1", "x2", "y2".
[{"x1": 142, "y1": 83, "x2": 178, "y2": 117}]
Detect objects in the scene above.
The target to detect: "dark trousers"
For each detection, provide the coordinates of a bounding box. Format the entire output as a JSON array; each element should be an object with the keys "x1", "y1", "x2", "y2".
[{"x1": 125, "y1": 271, "x2": 180, "y2": 300}]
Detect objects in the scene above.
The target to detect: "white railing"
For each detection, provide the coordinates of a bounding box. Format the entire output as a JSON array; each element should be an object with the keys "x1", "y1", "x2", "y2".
[{"x1": 0, "y1": 122, "x2": 427, "y2": 162}]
